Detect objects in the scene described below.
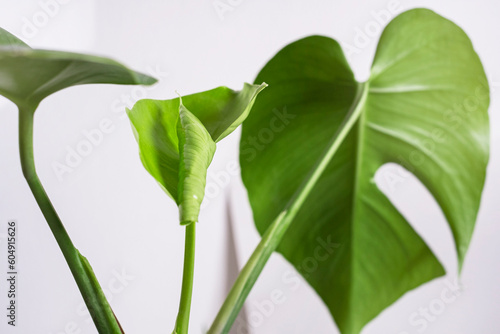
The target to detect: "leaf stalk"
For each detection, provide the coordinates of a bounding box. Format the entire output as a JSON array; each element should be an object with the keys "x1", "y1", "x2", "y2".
[
  {"x1": 208, "y1": 81, "x2": 369, "y2": 333},
  {"x1": 173, "y1": 222, "x2": 196, "y2": 334},
  {"x1": 18, "y1": 108, "x2": 123, "y2": 334}
]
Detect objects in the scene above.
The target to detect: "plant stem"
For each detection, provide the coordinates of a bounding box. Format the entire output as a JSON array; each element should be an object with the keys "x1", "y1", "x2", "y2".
[
  {"x1": 208, "y1": 82, "x2": 369, "y2": 334},
  {"x1": 18, "y1": 108, "x2": 123, "y2": 334},
  {"x1": 173, "y1": 222, "x2": 196, "y2": 334}
]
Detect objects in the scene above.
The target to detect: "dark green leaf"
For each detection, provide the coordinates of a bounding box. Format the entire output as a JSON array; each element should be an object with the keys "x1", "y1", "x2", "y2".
[
  {"x1": 0, "y1": 27, "x2": 156, "y2": 110},
  {"x1": 1, "y1": 27, "x2": 156, "y2": 334},
  {"x1": 241, "y1": 9, "x2": 489, "y2": 333},
  {"x1": 0, "y1": 27, "x2": 29, "y2": 48}
]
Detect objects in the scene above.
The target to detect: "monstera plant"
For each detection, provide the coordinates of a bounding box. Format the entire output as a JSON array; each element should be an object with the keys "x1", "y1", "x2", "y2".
[
  {"x1": 126, "y1": 83, "x2": 266, "y2": 334},
  {"x1": 0, "y1": 6, "x2": 490, "y2": 334},
  {"x1": 0, "y1": 28, "x2": 156, "y2": 333},
  {"x1": 209, "y1": 8, "x2": 490, "y2": 334}
]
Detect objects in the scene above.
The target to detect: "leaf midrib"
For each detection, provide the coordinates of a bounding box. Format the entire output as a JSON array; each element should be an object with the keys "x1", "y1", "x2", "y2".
[{"x1": 340, "y1": 80, "x2": 369, "y2": 331}]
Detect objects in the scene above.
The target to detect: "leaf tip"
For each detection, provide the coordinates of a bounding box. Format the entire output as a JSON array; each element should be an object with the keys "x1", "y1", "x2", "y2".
[{"x1": 134, "y1": 72, "x2": 158, "y2": 86}]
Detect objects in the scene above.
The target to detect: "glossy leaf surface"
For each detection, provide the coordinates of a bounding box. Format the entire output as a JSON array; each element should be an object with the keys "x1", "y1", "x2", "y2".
[{"x1": 240, "y1": 9, "x2": 489, "y2": 333}]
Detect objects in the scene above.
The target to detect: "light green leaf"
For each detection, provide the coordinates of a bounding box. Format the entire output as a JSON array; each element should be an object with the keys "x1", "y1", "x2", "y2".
[
  {"x1": 177, "y1": 100, "x2": 216, "y2": 225},
  {"x1": 240, "y1": 9, "x2": 489, "y2": 334},
  {"x1": 0, "y1": 27, "x2": 156, "y2": 110},
  {"x1": 128, "y1": 83, "x2": 266, "y2": 224}
]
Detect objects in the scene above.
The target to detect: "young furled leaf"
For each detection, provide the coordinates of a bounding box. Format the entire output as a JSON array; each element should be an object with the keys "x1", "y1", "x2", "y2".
[
  {"x1": 127, "y1": 83, "x2": 266, "y2": 225},
  {"x1": 128, "y1": 83, "x2": 266, "y2": 334},
  {"x1": 177, "y1": 101, "x2": 217, "y2": 225},
  {"x1": 238, "y1": 9, "x2": 489, "y2": 334}
]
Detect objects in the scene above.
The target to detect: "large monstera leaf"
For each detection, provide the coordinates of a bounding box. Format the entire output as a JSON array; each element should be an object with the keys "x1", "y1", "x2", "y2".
[
  {"x1": 240, "y1": 9, "x2": 489, "y2": 334},
  {"x1": 127, "y1": 83, "x2": 266, "y2": 225},
  {"x1": 0, "y1": 27, "x2": 156, "y2": 110}
]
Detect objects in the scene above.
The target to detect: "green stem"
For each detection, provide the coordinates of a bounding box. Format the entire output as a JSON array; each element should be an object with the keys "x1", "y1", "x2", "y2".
[
  {"x1": 18, "y1": 108, "x2": 123, "y2": 334},
  {"x1": 208, "y1": 82, "x2": 369, "y2": 334},
  {"x1": 173, "y1": 222, "x2": 196, "y2": 334}
]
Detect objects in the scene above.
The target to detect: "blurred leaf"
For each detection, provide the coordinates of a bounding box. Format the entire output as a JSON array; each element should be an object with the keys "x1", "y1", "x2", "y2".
[
  {"x1": 0, "y1": 27, "x2": 29, "y2": 48},
  {"x1": 0, "y1": 27, "x2": 156, "y2": 334},
  {"x1": 0, "y1": 27, "x2": 156, "y2": 110}
]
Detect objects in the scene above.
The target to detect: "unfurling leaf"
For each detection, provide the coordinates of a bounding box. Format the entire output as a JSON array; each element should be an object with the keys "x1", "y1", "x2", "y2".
[
  {"x1": 128, "y1": 83, "x2": 267, "y2": 224},
  {"x1": 177, "y1": 101, "x2": 216, "y2": 225},
  {"x1": 241, "y1": 9, "x2": 489, "y2": 334}
]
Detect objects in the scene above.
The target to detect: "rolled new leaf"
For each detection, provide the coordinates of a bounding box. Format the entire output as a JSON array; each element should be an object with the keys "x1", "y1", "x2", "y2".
[
  {"x1": 177, "y1": 100, "x2": 216, "y2": 225},
  {"x1": 127, "y1": 83, "x2": 266, "y2": 224}
]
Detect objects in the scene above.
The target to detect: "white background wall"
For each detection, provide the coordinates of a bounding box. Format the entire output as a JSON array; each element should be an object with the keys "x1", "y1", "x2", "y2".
[{"x1": 0, "y1": 1, "x2": 499, "y2": 333}]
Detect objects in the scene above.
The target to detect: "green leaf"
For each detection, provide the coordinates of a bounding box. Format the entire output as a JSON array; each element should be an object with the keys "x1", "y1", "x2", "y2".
[
  {"x1": 177, "y1": 101, "x2": 217, "y2": 225},
  {"x1": 127, "y1": 83, "x2": 266, "y2": 224},
  {"x1": 0, "y1": 27, "x2": 29, "y2": 48},
  {"x1": 1, "y1": 27, "x2": 156, "y2": 334},
  {"x1": 240, "y1": 8, "x2": 489, "y2": 334},
  {"x1": 0, "y1": 27, "x2": 156, "y2": 110}
]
